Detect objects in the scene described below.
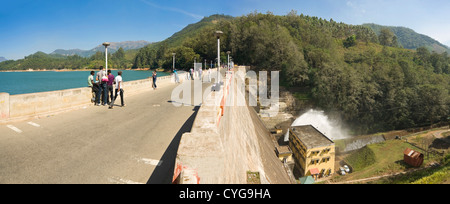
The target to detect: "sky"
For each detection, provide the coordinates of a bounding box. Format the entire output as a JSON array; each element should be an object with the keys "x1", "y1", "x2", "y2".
[{"x1": 1, "y1": 0, "x2": 449, "y2": 60}]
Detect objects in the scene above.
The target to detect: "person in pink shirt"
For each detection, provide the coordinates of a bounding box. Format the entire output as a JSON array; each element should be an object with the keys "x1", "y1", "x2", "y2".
[{"x1": 107, "y1": 70, "x2": 115, "y2": 105}]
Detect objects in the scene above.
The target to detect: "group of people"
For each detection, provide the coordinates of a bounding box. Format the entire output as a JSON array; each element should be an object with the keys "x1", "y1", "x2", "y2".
[
  {"x1": 88, "y1": 66, "x2": 125, "y2": 109},
  {"x1": 186, "y1": 68, "x2": 210, "y2": 81}
]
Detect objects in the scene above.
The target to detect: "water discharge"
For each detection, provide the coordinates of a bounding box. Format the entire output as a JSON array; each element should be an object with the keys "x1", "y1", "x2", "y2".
[{"x1": 286, "y1": 109, "x2": 349, "y2": 141}]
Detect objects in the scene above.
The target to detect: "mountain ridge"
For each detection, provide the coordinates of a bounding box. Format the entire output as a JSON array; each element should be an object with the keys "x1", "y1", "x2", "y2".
[
  {"x1": 363, "y1": 23, "x2": 450, "y2": 53},
  {"x1": 50, "y1": 40, "x2": 152, "y2": 57}
]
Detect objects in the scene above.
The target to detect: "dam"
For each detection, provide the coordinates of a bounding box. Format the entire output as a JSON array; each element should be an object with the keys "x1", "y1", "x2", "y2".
[
  {"x1": 0, "y1": 67, "x2": 290, "y2": 184},
  {"x1": 173, "y1": 67, "x2": 291, "y2": 184}
]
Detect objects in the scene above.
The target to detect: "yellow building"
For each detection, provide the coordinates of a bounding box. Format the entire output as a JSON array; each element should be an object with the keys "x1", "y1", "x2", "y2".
[{"x1": 288, "y1": 125, "x2": 335, "y2": 180}]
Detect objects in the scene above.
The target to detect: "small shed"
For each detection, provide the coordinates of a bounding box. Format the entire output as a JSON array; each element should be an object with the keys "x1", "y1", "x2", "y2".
[{"x1": 403, "y1": 148, "x2": 424, "y2": 167}]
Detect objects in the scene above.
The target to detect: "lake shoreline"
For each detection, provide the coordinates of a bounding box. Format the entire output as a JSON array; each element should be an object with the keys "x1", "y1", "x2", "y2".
[
  {"x1": 0, "y1": 68, "x2": 168, "y2": 73},
  {"x1": 0, "y1": 69, "x2": 172, "y2": 95}
]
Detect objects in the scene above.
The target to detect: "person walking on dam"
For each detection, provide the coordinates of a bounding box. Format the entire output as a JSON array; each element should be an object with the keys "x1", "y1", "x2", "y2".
[
  {"x1": 174, "y1": 69, "x2": 179, "y2": 84},
  {"x1": 88, "y1": 71, "x2": 98, "y2": 103},
  {"x1": 109, "y1": 71, "x2": 125, "y2": 109},
  {"x1": 152, "y1": 70, "x2": 157, "y2": 90},
  {"x1": 95, "y1": 66, "x2": 108, "y2": 106},
  {"x1": 107, "y1": 70, "x2": 115, "y2": 105}
]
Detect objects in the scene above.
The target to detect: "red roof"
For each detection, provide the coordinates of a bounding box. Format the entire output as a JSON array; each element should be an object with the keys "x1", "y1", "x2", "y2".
[
  {"x1": 404, "y1": 148, "x2": 423, "y2": 159},
  {"x1": 309, "y1": 168, "x2": 320, "y2": 175}
]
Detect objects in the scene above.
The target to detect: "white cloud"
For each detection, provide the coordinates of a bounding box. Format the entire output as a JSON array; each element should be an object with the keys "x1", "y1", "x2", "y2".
[
  {"x1": 139, "y1": 0, "x2": 204, "y2": 20},
  {"x1": 346, "y1": 1, "x2": 366, "y2": 14}
]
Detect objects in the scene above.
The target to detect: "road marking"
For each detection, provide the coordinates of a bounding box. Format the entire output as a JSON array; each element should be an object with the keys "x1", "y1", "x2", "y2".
[
  {"x1": 6, "y1": 125, "x2": 22, "y2": 133},
  {"x1": 152, "y1": 104, "x2": 160, "y2": 107},
  {"x1": 27, "y1": 122, "x2": 41, "y2": 127},
  {"x1": 137, "y1": 157, "x2": 163, "y2": 166},
  {"x1": 108, "y1": 177, "x2": 144, "y2": 184}
]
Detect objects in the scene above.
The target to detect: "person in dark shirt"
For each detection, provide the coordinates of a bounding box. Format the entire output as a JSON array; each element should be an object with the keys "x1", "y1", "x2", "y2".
[
  {"x1": 107, "y1": 70, "x2": 115, "y2": 105},
  {"x1": 152, "y1": 70, "x2": 157, "y2": 90},
  {"x1": 95, "y1": 66, "x2": 107, "y2": 106}
]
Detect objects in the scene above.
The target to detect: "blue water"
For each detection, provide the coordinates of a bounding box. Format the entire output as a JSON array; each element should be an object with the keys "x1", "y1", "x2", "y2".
[{"x1": 0, "y1": 70, "x2": 169, "y2": 95}]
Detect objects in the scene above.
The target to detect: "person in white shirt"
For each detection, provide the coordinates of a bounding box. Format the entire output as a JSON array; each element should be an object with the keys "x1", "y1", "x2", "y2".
[{"x1": 109, "y1": 71, "x2": 125, "y2": 109}]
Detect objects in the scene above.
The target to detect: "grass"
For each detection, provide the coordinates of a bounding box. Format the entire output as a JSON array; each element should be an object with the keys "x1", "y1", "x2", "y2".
[
  {"x1": 344, "y1": 146, "x2": 376, "y2": 171},
  {"x1": 332, "y1": 140, "x2": 443, "y2": 183},
  {"x1": 374, "y1": 153, "x2": 450, "y2": 184},
  {"x1": 443, "y1": 131, "x2": 450, "y2": 137}
]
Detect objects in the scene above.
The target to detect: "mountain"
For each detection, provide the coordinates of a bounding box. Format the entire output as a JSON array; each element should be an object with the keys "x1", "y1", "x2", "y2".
[
  {"x1": 51, "y1": 40, "x2": 152, "y2": 57},
  {"x1": 164, "y1": 14, "x2": 234, "y2": 48},
  {"x1": 363, "y1": 23, "x2": 450, "y2": 53},
  {"x1": 0, "y1": 57, "x2": 7, "y2": 62},
  {"x1": 134, "y1": 13, "x2": 449, "y2": 135},
  {"x1": 91, "y1": 40, "x2": 153, "y2": 52},
  {"x1": 51, "y1": 49, "x2": 92, "y2": 58}
]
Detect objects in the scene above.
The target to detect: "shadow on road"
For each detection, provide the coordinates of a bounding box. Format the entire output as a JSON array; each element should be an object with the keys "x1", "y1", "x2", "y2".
[{"x1": 146, "y1": 106, "x2": 200, "y2": 184}]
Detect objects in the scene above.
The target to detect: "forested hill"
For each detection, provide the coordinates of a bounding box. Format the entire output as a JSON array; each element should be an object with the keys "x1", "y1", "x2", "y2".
[
  {"x1": 363, "y1": 23, "x2": 450, "y2": 53},
  {"x1": 161, "y1": 14, "x2": 234, "y2": 48},
  {"x1": 134, "y1": 12, "x2": 449, "y2": 134}
]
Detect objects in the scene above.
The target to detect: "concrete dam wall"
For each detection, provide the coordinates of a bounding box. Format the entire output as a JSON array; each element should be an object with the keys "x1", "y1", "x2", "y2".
[{"x1": 173, "y1": 67, "x2": 291, "y2": 184}]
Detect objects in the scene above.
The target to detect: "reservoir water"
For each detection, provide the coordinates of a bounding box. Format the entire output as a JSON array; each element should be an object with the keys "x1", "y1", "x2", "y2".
[{"x1": 0, "y1": 70, "x2": 169, "y2": 95}]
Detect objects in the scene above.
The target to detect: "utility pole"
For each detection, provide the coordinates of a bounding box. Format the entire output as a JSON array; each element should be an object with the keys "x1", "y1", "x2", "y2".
[{"x1": 227, "y1": 51, "x2": 231, "y2": 70}]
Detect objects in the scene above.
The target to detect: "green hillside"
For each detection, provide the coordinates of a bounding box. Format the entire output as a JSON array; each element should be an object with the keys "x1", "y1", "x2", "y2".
[
  {"x1": 163, "y1": 14, "x2": 234, "y2": 48},
  {"x1": 364, "y1": 23, "x2": 450, "y2": 53},
  {"x1": 133, "y1": 12, "x2": 449, "y2": 134},
  {"x1": 0, "y1": 48, "x2": 136, "y2": 70},
  {"x1": 133, "y1": 14, "x2": 233, "y2": 69}
]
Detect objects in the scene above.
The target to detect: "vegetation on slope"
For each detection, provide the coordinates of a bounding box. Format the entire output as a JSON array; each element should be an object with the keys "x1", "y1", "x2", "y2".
[
  {"x1": 364, "y1": 23, "x2": 450, "y2": 53},
  {"x1": 145, "y1": 11, "x2": 448, "y2": 134}
]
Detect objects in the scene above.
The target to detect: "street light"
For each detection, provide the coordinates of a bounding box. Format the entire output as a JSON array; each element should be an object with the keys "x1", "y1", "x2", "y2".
[
  {"x1": 214, "y1": 31, "x2": 223, "y2": 86},
  {"x1": 227, "y1": 51, "x2": 231, "y2": 70},
  {"x1": 102, "y1": 42, "x2": 111, "y2": 73},
  {"x1": 172, "y1": 53, "x2": 176, "y2": 71}
]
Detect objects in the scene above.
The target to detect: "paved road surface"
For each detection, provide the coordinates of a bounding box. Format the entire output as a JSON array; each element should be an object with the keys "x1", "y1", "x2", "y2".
[{"x1": 0, "y1": 79, "x2": 211, "y2": 184}]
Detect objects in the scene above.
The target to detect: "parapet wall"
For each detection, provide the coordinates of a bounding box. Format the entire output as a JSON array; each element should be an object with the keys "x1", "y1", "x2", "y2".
[
  {"x1": 0, "y1": 73, "x2": 186, "y2": 123},
  {"x1": 173, "y1": 66, "x2": 291, "y2": 184}
]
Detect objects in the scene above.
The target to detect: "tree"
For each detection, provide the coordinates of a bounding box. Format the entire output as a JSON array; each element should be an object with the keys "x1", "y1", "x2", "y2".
[
  {"x1": 379, "y1": 28, "x2": 396, "y2": 47},
  {"x1": 343, "y1": 35, "x2": 357, "y2": 48},
  {"x1": 113, "y1": 47, "x2": 125, "y2": 60},
  {"x1": 165, "y1": 46, "x2": 200, "y2": 70}
]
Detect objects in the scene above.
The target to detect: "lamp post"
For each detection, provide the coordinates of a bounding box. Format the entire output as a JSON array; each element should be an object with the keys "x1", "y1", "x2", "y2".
[
  {"x1": 214, "y1": 31, "x2": 223, "y2": 85},
  {"x1": 194, "y1": 57, "x2": 197, "y2": 78},
  {"x1": 102, "y1": 42, "x2": 110, "y2": 73},
  {"x1": 172, "y1": 53, "x2": 176, "y2": 71},
  {"x1": 227, "y1": 51, "x2": 231, "y2": 70}
]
